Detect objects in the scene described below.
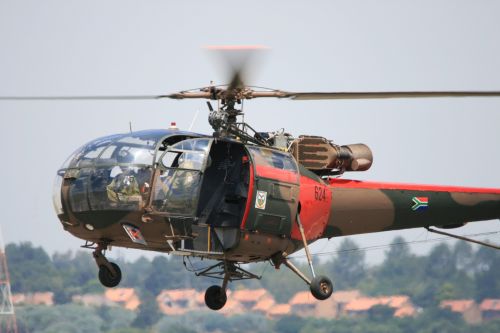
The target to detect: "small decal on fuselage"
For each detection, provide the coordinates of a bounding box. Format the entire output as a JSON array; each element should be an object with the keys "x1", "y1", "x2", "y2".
[
  {"x1": 412, "y1": 197, "x2": 429, "y2": 211},
  {"x1": 123, "y1": 224, "x2": 147, "y2": 245},
  {"x1": 255, "y1": 190, "x2": 267, "y2": 210}
]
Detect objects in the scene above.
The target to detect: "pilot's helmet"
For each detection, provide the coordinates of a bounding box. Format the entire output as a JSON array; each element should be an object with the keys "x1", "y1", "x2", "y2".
[{"x1": 117, "y1": 150, "x2": 134, "y2": 164}]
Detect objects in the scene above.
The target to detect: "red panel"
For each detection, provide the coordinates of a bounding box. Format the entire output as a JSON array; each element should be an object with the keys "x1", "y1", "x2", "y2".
[
  {"x1": 240, "y1": 163, "x2": 254, "y2": 229},
  {"x1": 255, "y1": 165, "x2": 299, "y2": 184},
  {"x1": 291, "y1": 176, "x2": 332, "y2": 241},
  {"x1": 328, "y1": 179, "x2": 500, "y2": 194}
]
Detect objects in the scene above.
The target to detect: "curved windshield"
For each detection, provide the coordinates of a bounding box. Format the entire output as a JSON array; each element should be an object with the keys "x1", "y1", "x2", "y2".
[
  {"x1": 62, "y1": 134, "x2": 123, "y2": 169},
  {"x1": 55, "y1": 130, "x2": 205, "y2": 216},
  {"x1": 67, "y1": 165, "x2": 153, "y2": 212},
  {"x1": 52, "y1": 172, "x2": 64, "y2": 215},
  {"x1": 59, "y1": 131, "x2": 168, "y2": 212},
  {"x1": 59, "y1": 130, "x2": 176, "y2": 170},
  {"x1": 97, "y1": 135, "x2": 156, "y2": 166}
]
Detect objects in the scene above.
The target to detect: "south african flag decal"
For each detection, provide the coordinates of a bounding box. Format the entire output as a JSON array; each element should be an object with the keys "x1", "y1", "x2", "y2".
[{"x1": 412, "y1": 197, "x2": 429, "y2": 211}]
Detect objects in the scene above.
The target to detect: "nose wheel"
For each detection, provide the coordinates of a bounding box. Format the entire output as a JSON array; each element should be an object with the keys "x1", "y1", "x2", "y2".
[
  {"x1": 310, "y1": 276, "x2": 333, "y2": 300},
  {"x1": 92, "y1": 243, "x2": 122, "y2": 288},
  {"x1": 204, "y1": 285, "x2": 227, "y2": 310},
  {"x1": 98, "y1": 262, "x2": 122, "y2": 288},
  {"x1": 194, "y1": 260, "x2": 261, "y2": 310}
]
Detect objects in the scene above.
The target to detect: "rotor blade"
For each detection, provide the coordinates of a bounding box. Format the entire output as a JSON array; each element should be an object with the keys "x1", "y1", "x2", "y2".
[
  {"x1": 284, "y1": 91, "x2": 500, "y2": 100},
  {"x1": 0, "y1": 95, "x2": 165, "y2": 101}
]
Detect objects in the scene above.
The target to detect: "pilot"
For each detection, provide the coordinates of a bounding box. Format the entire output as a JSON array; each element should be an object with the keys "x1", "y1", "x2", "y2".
[{"x1": 106, "y1": 167, "x2": 142, "y2": 207}]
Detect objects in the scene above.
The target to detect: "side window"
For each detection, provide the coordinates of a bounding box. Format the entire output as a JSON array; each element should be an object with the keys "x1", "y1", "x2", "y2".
[
  {"x1": 248, "y1": 147, "x2": 298, "y2": 172},
  {"x1": 162, "y1": 152, "x2": 181, "y2": 168},
  {"x1": 247, "y1": 146, "x2": 299, "y2": 183}
]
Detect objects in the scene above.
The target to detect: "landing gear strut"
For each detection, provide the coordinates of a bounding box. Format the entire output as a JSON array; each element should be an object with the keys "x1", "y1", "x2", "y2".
[
  {"x1": 92, "y1": 243, "x2": 122, "y2": 288},
  {"x1": 196, "y1": 261, "x2": 260, "y2": 310},
  {"x1": 273, "y1": 214, "x2": 333, "y2": 300}
]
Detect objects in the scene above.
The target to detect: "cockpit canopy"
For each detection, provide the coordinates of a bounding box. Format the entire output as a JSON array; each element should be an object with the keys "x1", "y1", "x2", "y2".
[
  {"x1": 60, "y1": 129, "x2": 188, "y2": 169},
  {"x1": 53, "y1": 130, "x2": 203, "y2": 216}
]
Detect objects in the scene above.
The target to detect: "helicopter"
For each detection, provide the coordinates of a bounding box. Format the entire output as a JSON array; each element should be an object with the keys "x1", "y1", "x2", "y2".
[{"x1": 2, "y1": 48, "x2": 500, "y2": 311}]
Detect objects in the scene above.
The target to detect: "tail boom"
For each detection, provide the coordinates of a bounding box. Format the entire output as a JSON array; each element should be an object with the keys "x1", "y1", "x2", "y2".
[{"x1": 324, "y1": 179, "x2": 500, "y2": 238}]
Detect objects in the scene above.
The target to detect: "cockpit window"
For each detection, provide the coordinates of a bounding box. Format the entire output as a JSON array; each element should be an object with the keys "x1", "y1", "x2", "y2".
[
  {"x1": 61, "y1": 134, "x2": 123, "y2": 169},
  {"x1": 153, "y1": 138, "x2": 212, "y2": 215},
  {"x1": 98, "y1": 135, "x2": 156, "y2": 166},
  {"x1": 247, "y1": 146, "x2": 298, "y2": 172},
  {"x1": 56, "y1": 130, "x2": 205, "y2": 215},
  {"x1": 161, "y1": 138, "x2": 211, "y2": 171},
  {"x1": 161, "y1": 151, "x2": 205, "y2": 170},
  {"x1": 247, "y1": 146, "x2": 299, "y2": 184},
  {"x1": 171, "y1": 138, "x2": 210, "y2": 152}
]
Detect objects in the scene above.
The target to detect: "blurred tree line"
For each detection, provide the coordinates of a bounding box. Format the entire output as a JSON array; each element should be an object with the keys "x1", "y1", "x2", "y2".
[{"x1": 4, "y1": 236, "x2": 500, "y2": 332}]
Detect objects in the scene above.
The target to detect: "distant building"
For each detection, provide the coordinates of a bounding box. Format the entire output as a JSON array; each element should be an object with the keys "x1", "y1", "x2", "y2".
[
  {"x1": 157, "y1": 289, "x2": 199, "y2": 315},
  {"x1": 317, "y1": 290, "x2": 362, "y2": 318},
  {"x1": 440, "y1": 299, "x2": 482, "y2": 324},
  {"x1": 218, "y1": 297, "x2": 246, "y2": 316},
  {"x1": 267, "y1": 304, "x2": 291, "y2": 319},
  {"x1": 12, "y1": 292, "x2": 54, "y2": 306},
  {"x1": 480, "y1": 299, "x2": 500, "y2": 322},
  {"x1": 72, "y1": 293, "x2": 115, "y2": 307},
  {"x1": 232, "y1": 288, "x2": 270, "y2": 311},
  {"x1": 344, "y1": 297, "x2": 382, "y2": 318},
  {"x1": 252, "y1": 296, "x2": 276, "y2": 315},
  {"x1": 289, "y1": 291, "x2": 318, "y2": 317},
  {"x1": 288, "y1": 289, "x2": 363, "y2": 318},
  {"x1": 344, "y1": 295, "x2": 416, "y2": 319},
  {"x1": 104, "y1": 288, "x2": 140, "y2": 311}
]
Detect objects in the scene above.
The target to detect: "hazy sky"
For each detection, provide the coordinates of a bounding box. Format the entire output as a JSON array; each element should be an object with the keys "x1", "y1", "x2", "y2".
[{"x1": 0, "y1": 0, "x2": 499, "y2": 263}]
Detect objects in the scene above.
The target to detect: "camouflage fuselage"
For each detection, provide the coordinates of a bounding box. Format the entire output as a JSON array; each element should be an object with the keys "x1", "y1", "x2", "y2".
[{"x1": 56, "y1": 131, "x2": 500, "y2": 263}]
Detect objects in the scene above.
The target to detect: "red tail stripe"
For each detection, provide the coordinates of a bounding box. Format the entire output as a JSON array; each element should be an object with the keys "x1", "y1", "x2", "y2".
[{"x1": 329, "y1": 179, "x2": 500, "y2": 194}]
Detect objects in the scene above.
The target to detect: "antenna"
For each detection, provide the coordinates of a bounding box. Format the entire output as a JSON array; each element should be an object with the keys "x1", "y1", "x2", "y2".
[
  {"x1": 0, "y1": 227, "x2": 17, "y2": 333},
  {"x1": 189, "y1": 110, "x2": 200, "y2": 131},
  {"x1": 129, "y1": 121, "x2": 133, "y2": 133}
]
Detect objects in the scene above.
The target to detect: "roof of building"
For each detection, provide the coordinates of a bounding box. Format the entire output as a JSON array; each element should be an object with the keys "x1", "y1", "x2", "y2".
[
  {"x1": 105, "y1": 288, "x2": 136, "y2": 303},
  {"x1": 72, "y1": 293, "x2": 113, "y2": 307},
  {"x1": 31, "y1": 292, "x2": 54, "y2": 305},
  {"x1": 440, "y1": 300, "x2": 475, "y2": 313},
  {"x1": 253, "y1": 297, "x2": 276, "y2": 312},
  {"x1": 394, "y1": 305, "x2": 417, "y2": 318},
  {"x1": 195, "y1": 291, "x2": 205, "y2": 305},
  {"x1": 104, "y1": 288, "x2": 140, "y2": 310},
  {"x1": 125, "y1": 297, "x2": 141, "y2": 311},
  {"x1": 157, "y1": 289, "x2": 198, "y2": 302},
  {"x1": 268, "y1": 304, "x2": 291, "y2": 316},
  {"x1": 289, "y1": 291, "x2": 317, "y2": 305},
  {"x1": 232, "y1": 288, "x2": 268, "y2": 303},
  {"x1": 480, "y1": 299, "x2": 500, "y2": 311},
  {"x1": 11, "y1": 294, "x2": 25, "y2": 304},
  {"x1": 344, "y1": 297, "x2": 382, "y2": 312},
  {"x1": 331, "y1": 290, "x2": 361, "y2": 303},
  {"x1": 219, "y1": 299, "x2": 245, "y2": 316},
  {"x1": 344, "y1": 295, "x2": 411, "y2": 312},
  {"x1": 12, "y1": 292, "x2": 54, "y2": 306},
  {"x1": 383, "y1": 295, "x2": 410, "y2": 308}
]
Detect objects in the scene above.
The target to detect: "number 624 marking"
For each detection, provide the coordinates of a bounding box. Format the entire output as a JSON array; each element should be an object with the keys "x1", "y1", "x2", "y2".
[{"x1": 314, "y1": 186, "x2": 326, "y2": 201}]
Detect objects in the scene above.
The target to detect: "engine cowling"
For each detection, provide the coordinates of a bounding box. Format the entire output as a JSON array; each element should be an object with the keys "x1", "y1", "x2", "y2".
[{"x1": 290, "y1": 135, "x2": 373, "y2": 175}]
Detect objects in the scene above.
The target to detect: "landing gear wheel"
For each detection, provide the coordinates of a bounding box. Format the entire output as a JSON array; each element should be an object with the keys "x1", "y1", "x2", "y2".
[
  {"x1": 98, "y1": 262, "x2": 122, "y2": 288},
  {"x1": 204, "y1": 285, "x2": 227, "y2": 310},
  {"x1": 310, "y1": 276, "x2": 333, "y2": 300}
]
